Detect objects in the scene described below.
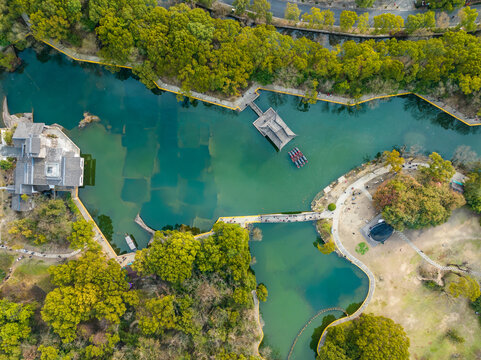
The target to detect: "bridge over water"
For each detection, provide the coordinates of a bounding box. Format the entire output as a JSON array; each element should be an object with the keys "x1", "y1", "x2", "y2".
[{"x1": 116, "y1": 211, "x2": 332, "y2": 266}]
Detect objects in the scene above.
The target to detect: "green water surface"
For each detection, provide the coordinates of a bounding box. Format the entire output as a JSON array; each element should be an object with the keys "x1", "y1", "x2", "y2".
[{"x1": 1, "y1": 49, "x2": 480, "y2": 359}]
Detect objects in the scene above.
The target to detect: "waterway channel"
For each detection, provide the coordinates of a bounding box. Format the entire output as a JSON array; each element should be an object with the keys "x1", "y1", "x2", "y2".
[{"x1": 1, "y1": 49, "x2": 480, "y2": 359}]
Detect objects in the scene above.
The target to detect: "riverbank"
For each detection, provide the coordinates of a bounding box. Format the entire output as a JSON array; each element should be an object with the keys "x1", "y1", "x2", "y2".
[{"x1": 39, "y1": 39, "x2": 481, "y2": 127}]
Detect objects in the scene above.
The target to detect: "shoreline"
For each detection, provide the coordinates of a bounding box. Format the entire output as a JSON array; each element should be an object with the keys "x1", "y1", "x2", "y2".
[{"x1": 40, "y1": 39, "x2": 481, "y2": 127}]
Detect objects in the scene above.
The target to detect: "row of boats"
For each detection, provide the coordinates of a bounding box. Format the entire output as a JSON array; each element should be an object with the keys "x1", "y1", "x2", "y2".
[{"x1": 288, "y1": 147, "x2": 308, "y2": 168}]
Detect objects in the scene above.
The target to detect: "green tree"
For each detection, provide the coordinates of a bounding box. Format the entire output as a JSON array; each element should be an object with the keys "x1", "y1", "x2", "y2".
[
  {"x1": 357, "y1": 12, "x2": 370, "y2": 33},
  {"x1": 356, "y1": 0, "x2": 376, "y2": 7},
  {"x1": 284, "y1": 3, "x2": 300, "y2": 22},
  {"x1": 256, "y1": 283, "x2": 268, "y2": 302},
  {"x1": 133, "y1": 60, "x2": 158, "y2": 89},
  {"x1": 340, "y1": 11, "x2": 358, "y2": 32},
  {"x1": 373, "y1": 174, "x2": 465, "y2": 230},
  {"x1": 383, "y1": 149, "x2": 405, "y2": 173},
  {"x1": 250, "y1": 0, "x2": 272, "y2": 23},
  {"x1": 8, "y1": 198, "x2": 72, "y2": 245},
  {"x1": 458, "y1": 6, "x2": 478, "y2": 32},
  {"x1": 26, "y1": 0, "x2": 82, "y2": 41},
  {"x1": 38, "y1": 345, "x2": 59, "y2": 360},
  {"x1": 138, "y1": 295, "x2": 177, "y2": 336},
  {"x1": 464, "y1": 168, "x2": 481, "y2": 212},
  {"x1": 302, "y1": 8, "x2": 335, "y2": 29},
  {"x1": 196, "y1": 222, "x2": 252, "y2": 287},
  {"x1": 133, "y1": 230, "x2": 200, "y2": 284},
  {"x1": 0, "y1": 159, "x2": 14, "y2": 170},
  {"x1": 96, "y1": 12, "x2": 134, "y2": 64},
  {"x1": 318, "y1": 314, "x2": 410, "y2": 360},
  {"x1": 68, "y1": 219, "x2": 94, "y2": 249},
  {"x1": 430, "y1": 0, "x2": 464, "y2": 11},
  {"x1": 0, "y1": 299, "x2": 34, "y2": 357},
  {"x1": 373, "y1": 13, "x2": 404, "y2": 34},
  {"x1": 41, "y1": 250, "x2": 138, "y2": 342},
  {"x1": 446, "y1": 274, "x2": 481, "y2": 302},
  {"x1": 317, "y1": 241, "x2": 336, "y2": 254},
  {"x1": 233, "y1": 0, "x2": 250, "y2": 15},
  {"x1": 420, "y1": 152, "x2": 455, "y2": 183},
  {"x1": 406, "y1": 11, "x2": 435, "y2": 33}
]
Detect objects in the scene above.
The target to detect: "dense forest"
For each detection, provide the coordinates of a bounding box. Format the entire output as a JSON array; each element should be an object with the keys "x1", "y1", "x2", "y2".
[
  {"x1": 2, "y1": 0, "x2": 481, "y2": 114},
  {"x1": 0, "y1": 219, "x2": 264, "y2": 359}
]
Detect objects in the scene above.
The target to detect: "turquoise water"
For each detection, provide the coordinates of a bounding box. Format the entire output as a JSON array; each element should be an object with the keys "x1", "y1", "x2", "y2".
[
  {"x1": 250, "y1": 223, "x2": 367, "y2": 359},
  {"x1": 1, "y1": 49, "x2": 480, "y2": 359}
]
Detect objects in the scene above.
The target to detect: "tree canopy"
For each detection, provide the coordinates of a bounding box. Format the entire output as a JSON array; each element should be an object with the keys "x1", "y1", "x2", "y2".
[
  {"x1": 0, "y1": 299, "x2": 34, "y2": 357},
  {"x1": 419, "y1": 152, "x2": 456, "y2": 183},
  {"x1": 41, "y1": 250, "x2": 138, "y2": 342},
  {"x1": 373, "y1": 173, "x2": 465, "y2": 230},
  {"x1": 318, "y1": 314, "x2": 410, "y2": 360},
  {"x1": 11, "y1": 0, "x2": 481, "y2": 101},
  {"x1": 446, "y1": 274, "x2": 481, "y2": 302},
  {"x1": 133, "y1": 230, "x2": 200, "y2": 284},
  {"x1": 464, "y1": 167, "x2": 481, "y2": 213},
  {"x1": 383, "y1": 149, "x2": 404, "y2": 173}
]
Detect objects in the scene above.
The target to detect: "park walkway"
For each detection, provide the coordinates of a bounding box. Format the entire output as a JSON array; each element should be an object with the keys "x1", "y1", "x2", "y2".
[
  {"x1": 317, "y1": 166, "x2": 390, "y2": 351},
  {"x1": 218, "y1": 211, "x2": 331, "y2": 228},
  {"x1": 396, "y1": 231, "x2": 481, "y2": 278}
]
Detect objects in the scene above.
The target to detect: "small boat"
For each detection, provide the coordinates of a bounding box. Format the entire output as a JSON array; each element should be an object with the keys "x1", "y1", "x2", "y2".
[
  {"x1": 302, "y1": 155, "x2": 308, "y2": 163},
  {"x1": 295, "y1": 159, "x2": 300, "y2": 168},
  {"x1": 124, "y1": 233, "x2": 137, "y2": 251}
]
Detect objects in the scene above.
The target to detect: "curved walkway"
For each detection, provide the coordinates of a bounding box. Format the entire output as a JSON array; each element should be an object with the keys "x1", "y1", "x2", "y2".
[
  {"x1": 396, "y1": 231, "x2": 481, "y2": 277},
  {"x1": 287, "y1": 307, "x2": 347, "y2": 360},
  {"x1": 317, "y1": 166, "x2": 390, "y2": 353}
]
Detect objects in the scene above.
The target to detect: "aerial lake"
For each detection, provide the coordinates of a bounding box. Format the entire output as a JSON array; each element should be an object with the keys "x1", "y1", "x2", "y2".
[{"x1": 1, "y1": 49, "x2": 480, "y2": 359}]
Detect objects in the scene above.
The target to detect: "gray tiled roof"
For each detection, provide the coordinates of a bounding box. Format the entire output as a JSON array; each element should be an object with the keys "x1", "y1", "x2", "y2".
[
  {"x1": 13, "y1": 122, "x2": 44, "y2": 139},
  {"x1": 63, "y1": 157, "x2": 83, "y2": 187}
]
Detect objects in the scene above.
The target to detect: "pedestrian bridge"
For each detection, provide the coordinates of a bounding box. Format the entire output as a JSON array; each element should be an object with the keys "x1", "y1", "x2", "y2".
[
  {"x1": 218, "y1": 211, "x2": 332, "y2": 228},
  {"x1": 116, "y1": 211, "x2": 332, "y2": 267}
]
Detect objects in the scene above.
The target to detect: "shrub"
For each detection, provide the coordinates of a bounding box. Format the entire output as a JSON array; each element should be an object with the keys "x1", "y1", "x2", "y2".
[
  {"x1": 328, "y1": 203, "x2": 336, "y2": 211},
  {"x1": 355, "y1": 242, "x2": 369, "y2": 255},
  {"x1": 317, "y1": 241, "x2": 336, "y2": 254},
  {"x1": 445, "y1": 329, "x2": 465, "y2": 343},
  {"x1": 256, "y1": 283, "x2": 268, "y2": 302},
  {"x1": 0, "y1": 160, "x2": 14, "y2": 170},
  {"x1": 422, "y1": 280, "x2": 443, "y2": 291}
]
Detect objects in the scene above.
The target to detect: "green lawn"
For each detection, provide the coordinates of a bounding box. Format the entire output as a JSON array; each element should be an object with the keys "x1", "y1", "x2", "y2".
[{"x1": 0, "y1": 253, "x2": 14, "y2": 271}]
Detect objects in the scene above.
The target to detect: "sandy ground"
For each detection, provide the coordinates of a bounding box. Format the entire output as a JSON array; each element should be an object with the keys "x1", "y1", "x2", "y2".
[{"x1": 339, "y1": 191, "x2": 481, "y2": 360}]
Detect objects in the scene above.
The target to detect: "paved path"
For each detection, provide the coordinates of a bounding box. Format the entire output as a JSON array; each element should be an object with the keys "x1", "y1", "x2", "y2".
[
  {"x1": 288, "y1": 307, "x2": 347, "y2": 359},
  {"x1": 219, "y1": 211, "x2": 332, "y2": 228},
  {"x1": 0, "y1": 244, "x2": 81, "y2": 260},
  {"x1": 396, "y1": 231, "x2": 481, "y2": 277},
  {"x1": 318, "y1": 166, "x2": 390, "y2": 351}
]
